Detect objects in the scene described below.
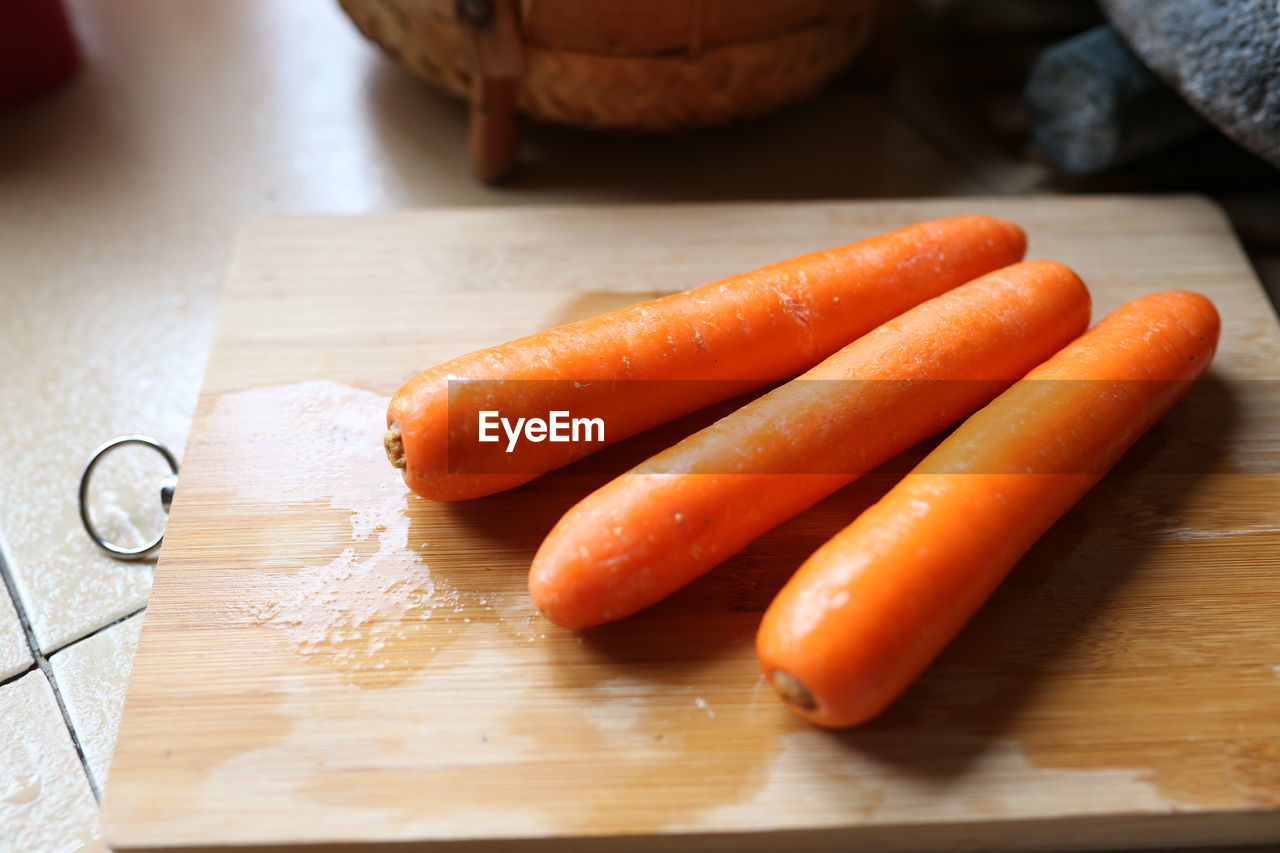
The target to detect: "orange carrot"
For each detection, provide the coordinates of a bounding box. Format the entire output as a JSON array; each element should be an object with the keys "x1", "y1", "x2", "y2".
[
  {"x1": 757, "y1": 290, "x2": 1220, "y2": 728},
  {"x1": 530, "y1": 260, "x2": 1091, "y2": 628},
  {"x1": 386, "y1": 216, "x2": 1025, "y2": 501}
]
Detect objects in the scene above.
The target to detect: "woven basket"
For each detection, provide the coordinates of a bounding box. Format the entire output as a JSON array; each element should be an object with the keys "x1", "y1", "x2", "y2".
[{"x1": 339, "y1": 0, "x2": 901, "y2": 180}]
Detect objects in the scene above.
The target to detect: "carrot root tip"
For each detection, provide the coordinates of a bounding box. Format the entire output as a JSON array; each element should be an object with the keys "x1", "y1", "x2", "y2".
[
  {"x1": 770, "y1": 669, "x2": 817, "y2": 712},
  {"x1": 384, "y1": 422, "x2": 406, "y2": 469}
]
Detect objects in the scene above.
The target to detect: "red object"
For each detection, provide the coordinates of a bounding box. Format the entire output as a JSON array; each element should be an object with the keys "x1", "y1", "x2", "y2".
[{"x1": 0, "y1": 0, "x2": 80, "y2": 107}]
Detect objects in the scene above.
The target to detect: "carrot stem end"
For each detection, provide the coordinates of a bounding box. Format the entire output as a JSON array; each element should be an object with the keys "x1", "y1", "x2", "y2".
[
  {"x1": 770, "y1": 669, "x2": 817, "y2": 711},
  {"x1": 384, "y1": 422, "x2": 406, "y2": 469}
]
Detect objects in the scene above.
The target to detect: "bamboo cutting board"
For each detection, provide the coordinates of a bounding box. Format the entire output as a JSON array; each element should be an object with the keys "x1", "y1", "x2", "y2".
[{"x1": 105, "y1": 198, "x2": 1280, "y2": 852}]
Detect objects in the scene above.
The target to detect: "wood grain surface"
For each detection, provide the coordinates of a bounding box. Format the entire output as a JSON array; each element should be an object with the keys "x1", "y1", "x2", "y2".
[{"x1": 104, "y1": 198, "x2": 1280, "y2": 852}]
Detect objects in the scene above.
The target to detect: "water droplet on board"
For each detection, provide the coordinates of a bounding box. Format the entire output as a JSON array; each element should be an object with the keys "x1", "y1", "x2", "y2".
[{"x1": 208, "y1": 381, "x2": 464, "y2": 688}]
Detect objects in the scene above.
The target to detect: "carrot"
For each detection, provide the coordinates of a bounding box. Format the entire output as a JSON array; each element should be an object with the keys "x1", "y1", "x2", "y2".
[
  {"x1": 386, "y1": 216, "x2": 1026, "y2": 501},
  {"x1": 530, "y1": 260, "x2": 1092, "y2": 628},
  {"x1": 756, "y1": 290, "x2": 1220, "y2": 728}
]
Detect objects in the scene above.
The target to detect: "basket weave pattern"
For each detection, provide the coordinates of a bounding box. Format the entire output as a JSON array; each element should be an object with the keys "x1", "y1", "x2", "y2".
[{"x1": 339, "y1": 0, "x2": 876, "y2": 131}]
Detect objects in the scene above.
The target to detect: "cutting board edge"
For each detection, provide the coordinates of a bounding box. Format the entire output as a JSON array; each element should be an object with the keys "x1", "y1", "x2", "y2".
[
  {"x1": 104, "y1": 807, "x2": 1280, "y2": 853},
  {"x1": 227, "y1": 192, "x2": 1239, "y2": 233}
]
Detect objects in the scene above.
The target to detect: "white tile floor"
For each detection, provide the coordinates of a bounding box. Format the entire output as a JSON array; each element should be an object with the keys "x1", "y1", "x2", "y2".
[
  {"x1": 0, "y1": 589, "x2": 31, "y2": 682},
  {"x1": 0, "y1": 2, "x2": 1274, "y2": 852},
  {"x1": 50, "y1": 615, "x2": 145, "y2": 792},
  {"x1": 0, "y1": 671, "x2": 105, "y2": 853}
]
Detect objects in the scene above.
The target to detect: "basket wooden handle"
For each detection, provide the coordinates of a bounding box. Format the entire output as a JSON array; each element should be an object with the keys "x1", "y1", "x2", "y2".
[
  {"x1": 459, "y1": 0, "x2": 523, "y2": 182},
  {"x1": 469, "y1": 77, "x2": 517, "y2": 183}
]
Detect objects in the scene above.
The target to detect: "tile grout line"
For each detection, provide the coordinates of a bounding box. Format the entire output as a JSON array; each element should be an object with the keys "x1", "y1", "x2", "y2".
[
  {"x1": 0, "y1": 662, "x2": 36, "y2": 689},
  {"x1": 50, "y1": 604, "x2": 147, "y2": 658},
  {"x1": 0, "y1": 545, "x2": 104, "y2": 803}
]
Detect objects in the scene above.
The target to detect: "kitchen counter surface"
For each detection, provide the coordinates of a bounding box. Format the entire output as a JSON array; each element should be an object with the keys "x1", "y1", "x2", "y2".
[{"x1": 0, "y1": 2, "x2": 1273, "y2": 851}]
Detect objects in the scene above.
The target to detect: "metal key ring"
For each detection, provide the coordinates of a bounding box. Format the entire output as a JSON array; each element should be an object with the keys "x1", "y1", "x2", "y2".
[{"x1": 78, "y1": 435, "x2": 179, "y2": 561}]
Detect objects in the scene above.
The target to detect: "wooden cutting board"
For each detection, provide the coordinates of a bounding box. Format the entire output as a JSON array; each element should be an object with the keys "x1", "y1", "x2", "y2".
[{"x1": 105, "y1": 198, "x2": 1280, "y2": 852}]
